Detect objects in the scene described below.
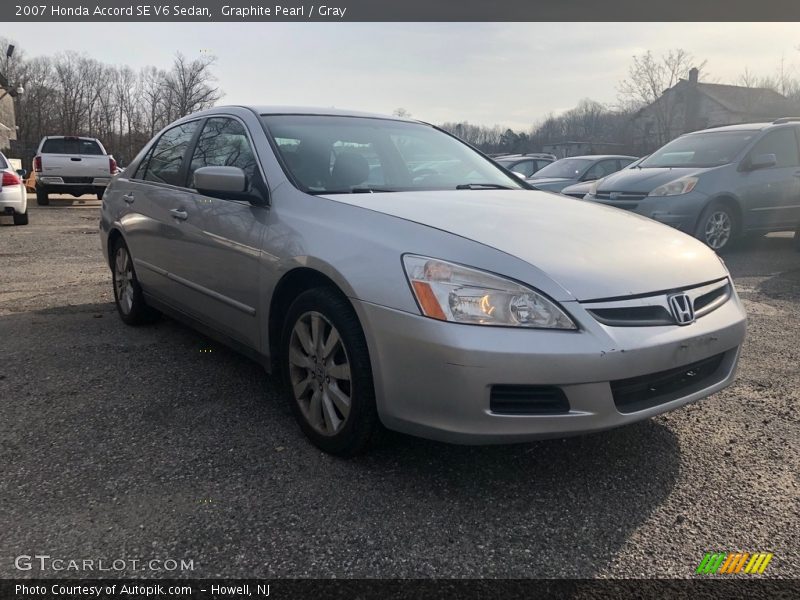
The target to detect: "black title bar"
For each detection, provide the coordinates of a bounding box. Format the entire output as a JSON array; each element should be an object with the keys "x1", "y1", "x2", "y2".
[{"x1": 3, "y1": 0, "x2": 800, "y2": 21}]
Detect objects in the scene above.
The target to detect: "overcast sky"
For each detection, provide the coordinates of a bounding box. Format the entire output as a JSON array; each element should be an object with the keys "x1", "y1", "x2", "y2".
[{"x1": 7, "y1": 22, "x2": 800, "y2": 129}]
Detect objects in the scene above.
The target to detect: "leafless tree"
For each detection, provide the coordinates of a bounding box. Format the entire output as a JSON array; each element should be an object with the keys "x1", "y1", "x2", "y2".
[
  {"x1": 618, "y1": 49, "x2": 704, "y2": 146},
  {"x1": 163, "y1": 53, "x2": 223, "y2": 121},
  {"x1": 0, "y1": 38, "x2": 224, "y2": 167}
]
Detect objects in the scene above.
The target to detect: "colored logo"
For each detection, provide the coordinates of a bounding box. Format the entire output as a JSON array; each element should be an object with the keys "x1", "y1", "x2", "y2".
[{"x1": 696, "y1": 552, "x2": 773, "y2": 574}]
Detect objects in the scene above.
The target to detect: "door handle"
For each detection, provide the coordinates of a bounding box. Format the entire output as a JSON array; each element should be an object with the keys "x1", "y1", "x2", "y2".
[
  {"x1": 170, "y1": 208, "x2": 189, "y2": 221},
  {"x1": 122, "y1": 193, "x2": 134, "y2": 204}
]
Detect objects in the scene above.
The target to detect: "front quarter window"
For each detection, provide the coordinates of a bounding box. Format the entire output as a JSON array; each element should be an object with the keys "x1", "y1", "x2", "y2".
[{"x1": 261, "y1": 114, "x2": 524, "y2": 194}]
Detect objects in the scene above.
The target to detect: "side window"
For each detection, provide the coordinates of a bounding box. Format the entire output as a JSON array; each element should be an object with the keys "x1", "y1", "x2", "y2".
[
  {"x1": 142, "y1": 122, "x2": 199, "y2": 186},
  {"x1": 132, "y1": 147, "x2": 154, "y2": 180},
  {"x1": 619, "y1": 158, "x2": 636, "y2": 169},
  {"x1": 534, "y1": 160, "x2": 551, "y2": 173},
  {"x1": 512, "y1": 160, "x2": 535, "y2": 177},
  {"x1": 188, "y1": 117, "x2": 259, "y2": 187},
  {"x1": 584, "y1": 159, "x2": 618, "y2": 180},
  {"x1": 748, "y1": 129, "x2": 800, "y2": 168}
]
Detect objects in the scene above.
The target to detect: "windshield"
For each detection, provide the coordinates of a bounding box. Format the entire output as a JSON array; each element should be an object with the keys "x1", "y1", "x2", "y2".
[
  {"x1": 260, "y1": 115, "x2": 524, "y2": 193},
  {"x1": 640, "y1": 131, "x2": 757, "y2": 168},
  {"x1": 533, "y1": 158, "x2": 592, "y2": 179}
]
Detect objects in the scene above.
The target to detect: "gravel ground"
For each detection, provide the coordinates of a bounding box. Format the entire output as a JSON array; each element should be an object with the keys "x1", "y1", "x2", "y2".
[{"x1": 0, "y1": 199, "x2": 798, "y2": 579}]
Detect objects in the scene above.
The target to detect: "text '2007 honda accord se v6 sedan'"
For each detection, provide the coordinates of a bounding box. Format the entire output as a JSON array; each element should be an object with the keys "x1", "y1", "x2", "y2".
[{"x1": 100, "y1": 106, "x2": 747, "y2": 456}]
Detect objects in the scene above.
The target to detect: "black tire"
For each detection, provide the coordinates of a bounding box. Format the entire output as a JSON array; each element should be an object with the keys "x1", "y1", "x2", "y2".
[
  {"x1": 13, "y1": 212, "x2": 28, "y2": 225},
  {"x1": 96, "y1": 188, "x2": 105, "y2": 200},
  {"x1": 794, "y1": 224, "x2": 800, "y2": 253},
  {"x1": 111, "y1": 237, "x2": 160, "y2": 326},
  {"x1": 694, "y1": 201, "x2": 738, "y2": 253},
  {"x1": 36, "y1": 187, "x2": 49, "y2": 206},
  {"x1": 281, "y1": 287, "x2": 379, "y2": 456}
]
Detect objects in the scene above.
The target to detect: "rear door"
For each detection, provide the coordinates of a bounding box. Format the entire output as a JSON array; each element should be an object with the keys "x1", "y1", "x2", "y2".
[
  {"x1": 739, "y1": 127, "x2": 800, "y2": 229},
  {"x1": 173, "y1": 116, "x2": 269, "y2": 347},
  {"x1": 122, "y1": 120, "x2": 202, "y2": 306}
]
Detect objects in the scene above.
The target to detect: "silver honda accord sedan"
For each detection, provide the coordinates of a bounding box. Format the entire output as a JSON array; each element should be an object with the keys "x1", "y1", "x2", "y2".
[{"x1": 100, "y1": 106, "x2": 747, "y2": 455}]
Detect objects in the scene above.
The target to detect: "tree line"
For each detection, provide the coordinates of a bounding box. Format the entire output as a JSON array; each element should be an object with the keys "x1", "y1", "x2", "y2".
[
  {"x1": 2, "y1": 39, "x2": 799, "y2": 165},
  {"x1": 1, "y1": 37, "x2": 222, "y2": 167}
]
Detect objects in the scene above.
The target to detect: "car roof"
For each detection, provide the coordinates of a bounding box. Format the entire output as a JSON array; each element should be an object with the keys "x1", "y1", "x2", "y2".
[
  {"x1": 498, "y1": 154, "x2": 554, "y2": 160},
  {"x1": 195, "y1": 105, "x2": 420, "y2": 124},
  {"x1": 685, "y1": 122, "x2": 777, "y2": 134},
  {"x1": 42, "y1": 135, "x2": 101, "y2": 141},
  {"x1": 552, "y1": 155, "x2": 638, "y2": 161}
]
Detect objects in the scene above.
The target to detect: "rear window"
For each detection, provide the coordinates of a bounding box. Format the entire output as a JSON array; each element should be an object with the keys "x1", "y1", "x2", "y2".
[
  {"x1": 0, "y1": 154, "x2": 7, "y2": 169},
  {"x1": 41, "y1": 138, "x2": 104, "y2": 155}
]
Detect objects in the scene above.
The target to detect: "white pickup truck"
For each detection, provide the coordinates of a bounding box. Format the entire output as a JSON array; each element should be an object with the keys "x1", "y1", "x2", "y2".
[{"x1": 34, "y1": 136, "x2": 118, "y2": 205}]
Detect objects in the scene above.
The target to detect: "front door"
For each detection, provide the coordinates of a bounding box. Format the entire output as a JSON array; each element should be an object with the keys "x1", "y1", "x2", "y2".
[
  {"x1": 739, "y1": 127, "x2": 800, "y2": 230},
  {"x1": 173, "y1": 116, "x2": 269, "y2": 348}
]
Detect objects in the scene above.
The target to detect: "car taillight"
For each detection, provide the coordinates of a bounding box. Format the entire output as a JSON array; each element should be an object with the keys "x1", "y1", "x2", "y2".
[
  {"x1": 34, "y1": 156, "x2": 42, "y2": 172},
  {"x1": 109, "y1": 157, "x2": 118, "y2": 174},
  {"x1": 2, "y1": 171, "x2": 21, "y2": 186}
]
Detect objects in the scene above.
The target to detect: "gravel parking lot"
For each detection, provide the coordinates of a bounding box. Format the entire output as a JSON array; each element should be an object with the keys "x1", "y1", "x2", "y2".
[{"x1": 1, "y1": 198, "x2": 798, "y2": 579}]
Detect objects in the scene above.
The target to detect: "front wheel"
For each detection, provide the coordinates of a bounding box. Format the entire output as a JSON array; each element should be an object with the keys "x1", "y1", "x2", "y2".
[
  {"x1": 13, "y1": 212, "x2": 28, "y2": 225},
  {"x1": 111, "y1": 238, "x2": 160, "y2": 325},
  {"x1": 281, "y1": 288, "x2": 379, "y2": 456},
  {"x1": 695, "y1": 201, "x2": 737, "y2": 253}
]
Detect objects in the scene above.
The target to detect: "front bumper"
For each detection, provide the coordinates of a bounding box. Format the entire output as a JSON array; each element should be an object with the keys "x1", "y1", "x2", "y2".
[
  {"x1": 353, "y1": 289, "x2": 746, "y2": 444},
  {"x1": 588, "y1": 190, "x2": 708, "y2": 233}
]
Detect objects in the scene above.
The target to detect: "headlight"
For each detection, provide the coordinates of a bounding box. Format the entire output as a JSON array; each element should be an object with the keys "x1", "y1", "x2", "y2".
[
  {"x1": 648, "y1": 176, "x2": 699, "y2": 197},
  {"x1": 402, "y1": 255, "x2": 577, "y2": 329}
]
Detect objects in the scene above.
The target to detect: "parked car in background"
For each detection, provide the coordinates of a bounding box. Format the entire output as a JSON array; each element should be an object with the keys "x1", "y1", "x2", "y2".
[
  {"x1": 0, "y1": 151, "x2": 28, "y2": 225},
  {"x1": 101, "y1": 106, "x2": 746, "y2": 456},
  {"x1": 34, "y1": 136, "x2": 118, "y2": 205},
  {"x1": 527, "y1": 155, "x2": 638, "y2": 192},
  {"x1": 585, "y1": 119, "x2": 800, "y2": 252},
  {"x1": 494, "y1": 153, "x2": 556, "y2": 178},
  {"x1": 560, "y1": 157, "x2": 647, "y2": 199}
]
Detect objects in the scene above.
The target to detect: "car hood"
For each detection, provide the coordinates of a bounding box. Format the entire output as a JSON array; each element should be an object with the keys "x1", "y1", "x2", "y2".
[
  {"x1": 528, "y1": 177, "x2": 575, "y2": 191},
  {"x1": 597, "y1": 167, "x2": 703, "y2": 193},
  {"x1": 526, "y1": 176, "x2": 570, "y2": 184},
  {"x1": 322, "y1": 190, "x2": 726, "y2": 301},
  {"x1": 560, "y1": 181, "x2": 593, "y2": 195}
]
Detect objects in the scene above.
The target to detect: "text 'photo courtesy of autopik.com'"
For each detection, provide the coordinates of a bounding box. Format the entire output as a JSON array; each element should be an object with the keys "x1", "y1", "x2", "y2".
[{"x1": 0, "y1": 1, "x2": 799, "y2": 599}]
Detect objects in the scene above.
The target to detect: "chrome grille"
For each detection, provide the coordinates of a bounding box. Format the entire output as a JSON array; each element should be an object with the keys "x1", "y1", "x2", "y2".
[
  {"x1": 594, "y1": 191, "x2": 648, "y2": 201},
  {"x1": 583, "y1": 279, "x2": 731, "y2": 327}
]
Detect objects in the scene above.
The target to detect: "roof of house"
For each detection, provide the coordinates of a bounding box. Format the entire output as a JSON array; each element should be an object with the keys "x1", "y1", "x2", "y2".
[{"x1": 691, "y1": 82, "x2": 798, "y2": 117}]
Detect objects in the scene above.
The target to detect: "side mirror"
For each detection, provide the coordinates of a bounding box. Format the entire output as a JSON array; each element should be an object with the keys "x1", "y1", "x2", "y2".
[
  {"x1": 748, "y1": 153, "x2": 777, "y2": 170},
  {"x1": 16, "y1": 168, "x2": 26, "y2": 178},
  {"x1": 194, "y1": 166, "x2": 266, "y2": 205}
]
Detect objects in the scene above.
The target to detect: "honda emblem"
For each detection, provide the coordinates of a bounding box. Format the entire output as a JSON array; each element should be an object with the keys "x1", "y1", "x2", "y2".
[{"x1": 668, "y1": 293, "x2": 695, "y2": 325}]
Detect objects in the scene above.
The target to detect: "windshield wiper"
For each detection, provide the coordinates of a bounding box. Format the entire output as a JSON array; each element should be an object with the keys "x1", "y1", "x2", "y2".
[{"x1": 455, "y1": 183, "x2": 514, "y2": 190}]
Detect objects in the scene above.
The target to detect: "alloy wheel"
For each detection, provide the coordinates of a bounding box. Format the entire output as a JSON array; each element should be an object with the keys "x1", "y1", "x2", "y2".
[
  {"x1": 114, "y1": 246, "x2": 135, "y2": 315},
  {"x1": 288, "y1": 311, "x2": 352, "y2": 436},
  {"x1": 703, "y1": 210, "x2": 731, "y2": 250}
]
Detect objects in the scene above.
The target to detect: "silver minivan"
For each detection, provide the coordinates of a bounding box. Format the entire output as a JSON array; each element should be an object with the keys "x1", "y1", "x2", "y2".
[
  {"x1": 100, "y1": 106, "x2": 746, "y2": 455},
  {"x1": 585, "y1": 119, "x2": 800, "y2": 251}
]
